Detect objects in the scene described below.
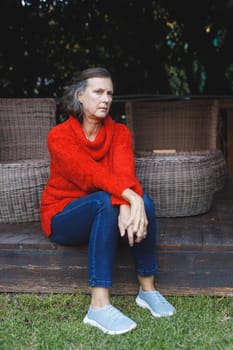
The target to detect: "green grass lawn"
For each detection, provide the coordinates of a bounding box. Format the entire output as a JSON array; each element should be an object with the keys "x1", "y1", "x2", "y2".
[{"x1": 0, "y1": 293, "x2": 232, "y2": 350}]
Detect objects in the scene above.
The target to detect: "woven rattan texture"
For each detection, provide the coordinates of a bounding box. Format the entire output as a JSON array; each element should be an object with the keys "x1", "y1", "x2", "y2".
[
  {"x1": 0, "y1": 98, "x2": 56, "y2": 161},
  {"x1": 126, "y1": 99, "x2": 219, "y2": 151},
  {"x1": 0, "y1": 160, "x2": 50, "y2": 223},
  {"x1": 136, "y1": 149, "x2": 227, "y2": 193},
  {"x1": 0, "y1": 98, "x2": 56, "y2": 223},
  {"x1": 126, "y1": 99, "x2": 227, "y2": 216},
  {"x1": 135, "y1": 153, "x2": 215, "y2": 217}
]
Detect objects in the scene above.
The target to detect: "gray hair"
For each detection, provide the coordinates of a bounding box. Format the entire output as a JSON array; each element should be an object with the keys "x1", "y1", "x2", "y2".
[{"x1": 62, "y1": 67, "x2": 112, "y2": 122}]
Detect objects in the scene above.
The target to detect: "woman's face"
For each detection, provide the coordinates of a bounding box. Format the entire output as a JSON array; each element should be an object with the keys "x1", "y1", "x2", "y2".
[{"x1": 78, "y1": 77, "x2": 113, "y2": 120}]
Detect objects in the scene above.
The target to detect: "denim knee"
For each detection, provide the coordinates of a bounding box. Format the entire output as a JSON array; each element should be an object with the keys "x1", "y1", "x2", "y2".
[
  {"x1": 93, "y1": 191, "x2": 117, "y2": 215},
  {"x1": 93, "y1": 190, "x2": 110, "y2": 205}
]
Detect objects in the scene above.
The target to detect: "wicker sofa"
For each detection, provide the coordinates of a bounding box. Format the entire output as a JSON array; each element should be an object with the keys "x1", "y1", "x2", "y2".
[
  {"x1": 126, "y1": 99, "x2": 227, "y2": 217},
  {"x1": 0, "y1": 98, "x2": 56, "y2": 223}
]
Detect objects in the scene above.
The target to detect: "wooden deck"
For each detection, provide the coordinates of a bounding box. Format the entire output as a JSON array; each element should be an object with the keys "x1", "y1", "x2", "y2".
[{"x1": 0, "y1": 179, "x2": 233, "y2": 296}]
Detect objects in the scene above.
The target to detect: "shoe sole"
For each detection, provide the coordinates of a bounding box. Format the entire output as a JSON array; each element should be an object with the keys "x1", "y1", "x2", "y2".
[
  {"x1": 83, "y1": 315, "x2": 137, "y2": 335},
  {"x1": 136, "y1": 296, "x2": 174, "y2": 318}
]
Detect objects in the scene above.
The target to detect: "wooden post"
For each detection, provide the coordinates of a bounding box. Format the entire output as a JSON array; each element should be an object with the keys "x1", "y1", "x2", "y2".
[
  {"x1": 219, "y1": 99, "x2": 233, "y2": 179},
  {"x1": 227, "y1": 110, "x2": 233, "y2": 179}
]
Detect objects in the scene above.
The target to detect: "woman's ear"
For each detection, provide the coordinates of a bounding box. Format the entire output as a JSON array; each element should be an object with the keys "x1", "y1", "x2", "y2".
[{"x1": 77, "y1": 91, "x2": 83, "y2": 104}]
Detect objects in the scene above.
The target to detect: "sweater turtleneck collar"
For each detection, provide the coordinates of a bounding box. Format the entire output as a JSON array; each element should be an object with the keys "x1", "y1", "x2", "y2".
[{"x1": 69, "y1": 115, "x2": 115, "y2": 161}]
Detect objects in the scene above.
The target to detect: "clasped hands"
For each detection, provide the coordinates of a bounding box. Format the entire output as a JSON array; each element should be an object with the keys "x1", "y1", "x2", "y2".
[{"x1": 119, "y1": 188, "x2": 148, "y2": 247}]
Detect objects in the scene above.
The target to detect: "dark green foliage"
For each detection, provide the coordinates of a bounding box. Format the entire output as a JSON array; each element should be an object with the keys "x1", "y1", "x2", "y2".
[{"x1": 0, "y1": 0, "x2": 232, "y2": 98}]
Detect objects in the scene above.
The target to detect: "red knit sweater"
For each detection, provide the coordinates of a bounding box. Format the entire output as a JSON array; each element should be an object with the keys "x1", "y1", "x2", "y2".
[{"x1": 40, "y1": 115, "x2": 142, "y2": 237}]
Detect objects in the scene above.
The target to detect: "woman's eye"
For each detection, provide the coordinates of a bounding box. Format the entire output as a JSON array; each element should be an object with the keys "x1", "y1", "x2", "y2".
[{"x1": 93, "y1": 89, "x2": 113, "y2": 97}]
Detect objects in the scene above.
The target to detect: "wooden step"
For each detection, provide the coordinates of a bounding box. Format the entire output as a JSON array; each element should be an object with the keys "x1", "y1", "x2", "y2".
[{"x1": 0, "y1": 180, "x2": 233, "y2": 296}]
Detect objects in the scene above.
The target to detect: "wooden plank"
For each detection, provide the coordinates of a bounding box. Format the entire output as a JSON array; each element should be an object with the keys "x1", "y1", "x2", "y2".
[
  {"x1": 0, "y1": 180, "x2": 232, "y2": 296},
  {"x1": 0, "y1": 249, "x2": 232, "y2": 296},
  {"x1": 157, "y1": 250, "x2": 233, "y2": 296}
]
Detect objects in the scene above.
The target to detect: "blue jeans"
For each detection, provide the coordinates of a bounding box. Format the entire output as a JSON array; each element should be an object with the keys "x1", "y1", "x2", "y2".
[{"x1": 50, "y1": 191, "x2": 157, "y2": 288}]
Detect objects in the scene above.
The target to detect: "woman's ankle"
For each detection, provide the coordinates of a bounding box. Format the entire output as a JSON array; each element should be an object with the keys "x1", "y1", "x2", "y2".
[
  {"x1": 138, "y1": 275, "x2": 156, "y2": 292},
  {"x1": 91, "y1": 287, "x2": 110, "y2": 309}
]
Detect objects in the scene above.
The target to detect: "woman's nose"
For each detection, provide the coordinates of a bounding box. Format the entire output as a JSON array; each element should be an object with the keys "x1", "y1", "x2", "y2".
[{"x1": 101, "y1": 92, "x2": 111, "y2": 102}]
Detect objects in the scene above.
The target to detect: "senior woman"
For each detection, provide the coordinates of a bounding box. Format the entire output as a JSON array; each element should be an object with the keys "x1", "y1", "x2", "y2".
[{"x1": 40, "y1": 67, "x2": 175, "y2": 335}]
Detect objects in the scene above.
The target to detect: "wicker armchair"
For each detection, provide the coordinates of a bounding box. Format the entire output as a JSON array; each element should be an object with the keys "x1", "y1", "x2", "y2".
[
  {"x1": 126, "y1": 99, "x2": 227, "y2": 217},
  {"x1": 0, "y1": 98, "x2": 56, "y2": 223},
  {"x1": 126, "y1": 99, "x2": 220, "y2": 151}
]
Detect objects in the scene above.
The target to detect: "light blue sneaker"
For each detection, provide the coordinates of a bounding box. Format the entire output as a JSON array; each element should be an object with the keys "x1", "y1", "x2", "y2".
[
  {"x1": 83, "y1": 304, "x2": 137, "y2": 335},
  {"x1": 136, "y1": 288, "x2": 176, "y2": 317}
]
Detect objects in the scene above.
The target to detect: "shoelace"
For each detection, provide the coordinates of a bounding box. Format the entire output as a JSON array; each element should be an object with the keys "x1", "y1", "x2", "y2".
[
  {"x1": 107, "y1": 306, "x2": 127, "y2": 323},
  {"x1": 151, "y1": 291, "x2": 168, "y2": 305}
]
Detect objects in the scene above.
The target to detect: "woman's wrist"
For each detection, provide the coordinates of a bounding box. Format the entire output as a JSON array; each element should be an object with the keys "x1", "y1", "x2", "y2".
[
  {"x1": 122, "y1": 188, "x2": 132, "y2": 202},
  {"x1": 122, "y1": 188, "x2": 138, "y2": 204}
]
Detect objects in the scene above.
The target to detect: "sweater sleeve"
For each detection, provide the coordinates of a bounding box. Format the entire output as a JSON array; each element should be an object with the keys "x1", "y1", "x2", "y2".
[
  {"x1": 47, "y1": 128, "x2": 136, "y2": 201},
  {"x1": 109, "y1": 124, "x2": 143, "y2": 205}
]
